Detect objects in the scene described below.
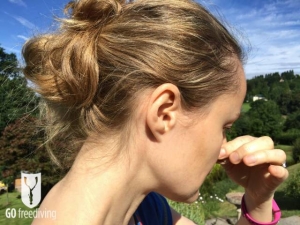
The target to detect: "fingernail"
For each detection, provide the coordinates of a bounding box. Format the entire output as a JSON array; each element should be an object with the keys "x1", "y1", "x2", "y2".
[
  {"x1": 219, "y1": 148, "x2": 226, "y2": 158},
  {"x1": 231, "y1": 152, "x2": 240, "y2": 163},
  {"x1": 245, "y1": 155, "x2": 257, "y2": 165}
]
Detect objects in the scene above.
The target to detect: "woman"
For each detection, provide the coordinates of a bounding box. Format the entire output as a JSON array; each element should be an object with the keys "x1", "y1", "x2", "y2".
[{"x1": 23, "y1": 0, "x2": 288, "y2": 224}]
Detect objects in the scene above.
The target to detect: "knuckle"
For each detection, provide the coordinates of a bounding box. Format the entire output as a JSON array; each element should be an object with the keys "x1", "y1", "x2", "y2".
[
  {"x1": 277, "y1": 149, "x2": 286, "y2": 161},
  {"x1": 264, "y1": 150, "x2": 270, "y2": 161},
  {"x1": 242, "y1": 135, "x2": 256, "y2": 141},
  {"x1": 260, "y1": 136, "x2": 274, "y2": 148},
  {"x1": 235, "y1": 135, "x2": 256, "y2": 147},
  {"x1": 240, "y1": 142, "x2": 253, "y2": 154}
]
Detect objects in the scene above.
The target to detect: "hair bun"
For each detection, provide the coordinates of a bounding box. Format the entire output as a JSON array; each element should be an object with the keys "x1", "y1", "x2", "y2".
[{"x1": 63, "y1": 0, "x2": 124, "y2": 30}]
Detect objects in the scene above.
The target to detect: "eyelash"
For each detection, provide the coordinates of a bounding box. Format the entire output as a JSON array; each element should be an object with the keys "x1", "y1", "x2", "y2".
[{"x1": 223, "y1": 126, "x2": 232, "y2": 134}]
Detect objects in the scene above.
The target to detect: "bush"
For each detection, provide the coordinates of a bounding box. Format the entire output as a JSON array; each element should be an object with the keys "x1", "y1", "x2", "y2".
[
  {"x1": 284, "y1": 111, "x2": 300, "y2": 131},
  {"x1": 200, "y1": 164, "x2": 226, "y2": 198},
  {"x1": 198, "y1": 164, "x2": 239, "y2": 220},
  {"x1": 292, "y1": 138, "x2": 300, "y2": 163},
  {"x1": 198, "y1": 177, "x2": 238, "y2": 220},
  {"x1": 211, "y1": 178, "x2": 238, "y2": 198},
  {"x1": 285, "y1": 154, "x2": 295, "y2": 167},
  {"x1": 284, "y1": 170, "x2": 300, "y2": 199},
  {"x1": 275, "y1": 129, "x2": 300, "y2": 145}
]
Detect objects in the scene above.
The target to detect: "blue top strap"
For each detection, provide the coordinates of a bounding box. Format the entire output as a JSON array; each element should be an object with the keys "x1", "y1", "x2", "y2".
[{"x1": 134, "y1": 192, "x2": 173, "y2": 225}]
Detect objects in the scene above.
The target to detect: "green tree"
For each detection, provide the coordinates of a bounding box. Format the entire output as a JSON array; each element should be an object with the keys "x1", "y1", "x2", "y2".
[
  {"x1": 292, "y1": 138, "x2": 300, "y2": 163},
  {"x1": 0, "y1": 116, "x2": 64, "y2": 200},
  {"x1": 277, "y1": 92, "x2": 291, "y2": 115},
  {"x1": 247, "y1": 75, "x2": 270, "y2": 101},
  {"x1": 281, "y1": 70, "x2": 295, "y2": 80},
  {"x1": 277, "y1": 92, "x2": 300, "y2": 115},
  {"x1": 228, "y1": 113, "x2": 251, "y2": 140},
  {"x1": 275, "y1": 129, "x2": 300, "y2": 145},
  {"x1": 289, "y1": 76, "x2": 300, "y2": 91},
  {"x1": 0, "y1": 46, "x2": 18, "y2": 78},
  {"x1": 288, "y1": 92, "x2": 300, "y2": 114},
  {"x1": 269, "y1": 82, "x2": 286, "y2": 104},
  {"x1": 265, "y1": 72, "x2": 280, "y2": 86},
  {"x1": 284, "y1": 111, "x2": 300, "y2": 131},
  {"x1": 0, "y1": 46, "x2": 38, "y2": 133},
  {"x1": 247, "y1": 100, "x2": 283, "y2": 138}
]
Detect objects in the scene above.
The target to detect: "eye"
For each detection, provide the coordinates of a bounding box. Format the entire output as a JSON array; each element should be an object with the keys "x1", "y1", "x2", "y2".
[{"x1": 223, "y1": 126, "x2": 232, "y2": 135}]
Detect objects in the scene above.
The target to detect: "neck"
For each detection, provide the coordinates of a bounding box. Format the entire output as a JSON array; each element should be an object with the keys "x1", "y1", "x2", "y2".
[{"x1": 34, "y1": 141, "x2": 152, "y2": 225}]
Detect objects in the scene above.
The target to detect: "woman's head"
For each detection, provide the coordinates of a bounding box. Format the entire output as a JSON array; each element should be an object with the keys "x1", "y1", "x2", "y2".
[{"x1": 22, "y1": 0, "x2": 244, "y2": 168}]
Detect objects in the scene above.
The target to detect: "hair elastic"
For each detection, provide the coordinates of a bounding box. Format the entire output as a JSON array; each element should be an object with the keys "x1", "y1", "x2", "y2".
[{"x1": 241, "y1": 195, "x2": 281, "y2": 225}]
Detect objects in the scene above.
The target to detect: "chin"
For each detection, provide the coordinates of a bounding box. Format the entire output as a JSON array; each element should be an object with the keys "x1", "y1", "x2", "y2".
[
  {"x1": 167, "y1": 189, "x2": 199, "y2": 204},
  {"x1": 185, "y1": 190, "x2": 200, "y2": 203}
]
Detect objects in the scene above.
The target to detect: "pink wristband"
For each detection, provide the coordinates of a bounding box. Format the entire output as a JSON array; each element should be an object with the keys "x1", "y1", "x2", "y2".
[{"x1": 241, "y1": 195, "x2": 281, "y2": 225}]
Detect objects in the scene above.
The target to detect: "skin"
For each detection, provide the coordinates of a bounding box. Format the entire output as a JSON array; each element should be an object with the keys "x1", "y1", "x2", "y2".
[{"x1": 32, "y1": 59, "x2": 288, "y2": 225}]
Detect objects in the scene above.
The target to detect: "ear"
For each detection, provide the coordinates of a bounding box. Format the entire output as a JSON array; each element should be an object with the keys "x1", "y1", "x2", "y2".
[{"x1": 146, "y1": 83, "x2": 181, "y2": 142}]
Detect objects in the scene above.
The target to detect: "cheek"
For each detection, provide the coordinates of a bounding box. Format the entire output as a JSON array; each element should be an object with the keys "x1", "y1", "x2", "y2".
[
  {"x1": 202, "y1": 132, "x2": 224, "y2": 159},
  {"x1": 196, "y1": 138, "x2": 224, "y2": 181}
]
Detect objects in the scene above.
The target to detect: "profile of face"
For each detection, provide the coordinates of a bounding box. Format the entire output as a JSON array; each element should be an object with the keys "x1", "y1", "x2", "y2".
[
  {"x1": 22, "y1": 0, "x2": 247, "y2": 208},
  {"x1": 143, "y1": 59, "x2": 247, "y2": 203}
]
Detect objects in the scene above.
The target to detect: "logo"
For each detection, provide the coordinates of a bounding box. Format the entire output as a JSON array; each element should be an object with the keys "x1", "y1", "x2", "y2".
[{"x1": 21, "y1": 172, "x2": 41, "y2": 208}]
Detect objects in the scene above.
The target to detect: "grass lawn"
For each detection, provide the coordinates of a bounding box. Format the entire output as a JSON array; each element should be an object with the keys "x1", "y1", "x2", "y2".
[
  {"x1": 242, "y1": 103, "x2": 251, "y2": 112},
  {"x1": 0, "y1": 191, "x2": 34, "y2": 225},
  {"x1": 206, "y1": 201, "x2": 237, "y2": 218},
  {"x1": 276, "y1": 145, "x2": 293, "y2": 153},
  {"x1": 168, "y1": 200, "x2": 205, "y2": 224}
]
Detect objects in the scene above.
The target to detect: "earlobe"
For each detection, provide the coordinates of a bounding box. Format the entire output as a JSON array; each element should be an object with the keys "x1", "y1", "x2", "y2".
[{"x1": 146, "y1": 83, "x2": 181, "y2": 142}]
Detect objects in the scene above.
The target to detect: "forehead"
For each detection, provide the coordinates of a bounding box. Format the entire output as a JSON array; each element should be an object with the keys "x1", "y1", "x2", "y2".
[
  {"x1": 237, "y1": 62, "x2": 247, "y2": 97},
  {"x1": 200, "y1": 62, "x2": 246, "y2": 117},
  {"x1": 224, "y1": 57, "x2": 246, "y2": 97}
]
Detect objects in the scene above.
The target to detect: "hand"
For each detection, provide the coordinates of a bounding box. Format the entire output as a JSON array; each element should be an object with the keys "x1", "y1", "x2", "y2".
[{"x1": 218, "y1": 135, "x2": 289, "y2": 204}]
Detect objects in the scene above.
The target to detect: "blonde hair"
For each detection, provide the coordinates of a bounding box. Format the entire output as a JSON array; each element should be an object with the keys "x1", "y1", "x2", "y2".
[{"x1": 23, "y1": 0, "x2": 244, "y2": 168}]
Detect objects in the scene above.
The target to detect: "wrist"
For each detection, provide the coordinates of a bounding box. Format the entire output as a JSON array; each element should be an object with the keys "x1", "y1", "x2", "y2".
[
  {"x1": 244, "y1": 193, "x2": 273, "y2": 217},
  {"x1": 242, "y1": 194, "x2": 281, "y2": 225}
]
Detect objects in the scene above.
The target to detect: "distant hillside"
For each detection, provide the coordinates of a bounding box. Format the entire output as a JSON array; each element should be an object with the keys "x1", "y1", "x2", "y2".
[{"x1": 246, "y1": 70, "x2": 300, "y2": 115}]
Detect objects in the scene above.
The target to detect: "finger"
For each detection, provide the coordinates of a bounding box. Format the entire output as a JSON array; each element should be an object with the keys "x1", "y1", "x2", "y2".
[
  {"x1": 268, "y1": 165, "x2": 289, "y2": 181},
  {"x1": 244, "y1": 166, "x2": 288, "y2": 202},
  {"x1": 219, "y1": 135, "x2": 256, "y2": 159},
  {"x1": 228, "y1": 136, "x2": 274, "y2": 164},
  {"x1": 266, "y1": 165, "x2": 289, "y2": 190},
  {"x1": 243, "y1": 149, "x2": 286, "y2": 166}
]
